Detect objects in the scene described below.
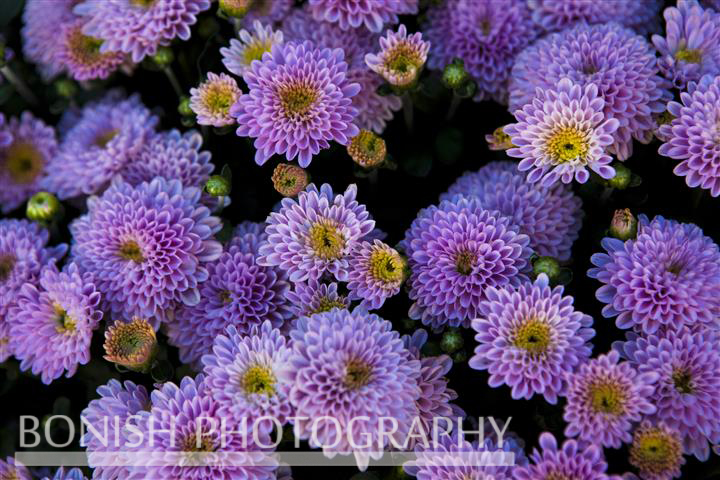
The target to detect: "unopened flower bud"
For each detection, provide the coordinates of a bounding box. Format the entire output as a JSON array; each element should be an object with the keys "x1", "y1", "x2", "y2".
[
  {"x1": 272, "y1": 163, "x2": 309, "y2": 197},
  {"x1": 533, "y1": 256, "x2": 561, "y2": 282},
  {"x1": 485, "y1": 125, "x2": 514, "y2": 151},
  {"x1": 348, "y1": 130, "x2": 386, "y2": 168},
  {"x1": 103, "y1": 318, "x2": 158, "y2": 373},
  {"x1": 608, "y1": 163, "x2": 632, "y2": 189},
  {"x1": 205, "y1": 175, "x2": 231, "y2": 196},
  {"x1": 54, "y1": 78, "x2": 77, "y2": 99},
  {"x1": 151, "y1": 47, "x2": 174, "y2": 68},
  {"x1": 219, "y1": 0, "x2": 252, "y2": 18},
  {"x1": 609, "y1": 208, "x2": 638, "y2": 241},
  {"x1": 440, "y1": 329, "x2": 464, "y2": 353},
  {"x1": 178, "y1": 96, "x2": 193, "y2": 116},
  {"x1": 442, "y1": 59, "x2": 469, "y2": 90},
  {"x1": 26, "y1": 192, "x2": 62, "y2": 223}
]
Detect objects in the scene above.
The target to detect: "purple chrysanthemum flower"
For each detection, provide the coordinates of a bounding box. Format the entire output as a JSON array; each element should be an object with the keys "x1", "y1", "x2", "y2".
[
  {"x1": 528, "y1": 0, "x2": 662, "y2": 35},
  {"x1": 347, "y1": 69, "x2": 403, "y2": 133},
  {"x1": 81, "y1": 379, "x2": 150, "y2": 480},
  {"x1": 563, "y1": 350, "x2": 658, "y2": 448},
  {"x1": 403, "y1": 196, "x2": 532, "y2": 330},
  {"x1": 515, "y1": 432, "x2": 622, "y2": 479},
  {"x1": 0, "y1": 320, "x2": 11, "y2": 363},
  {"x1": 285, "y1": 279, "x2": 350, "y2": 318},
  {"x1": 615, "y1": 328, "x2": 720, "y2": 460},
  {"x1": 441, "y1": 161, "x2": 583, "y2": 261},
  {"x1": 231, "y1": 41, "x2": 360, "y2": 166},
  {"x1": 505, "y1": 78, "x2": 619, "y2": 186},
  {"x1": 42, "y1": 468, "x2": 88, "y2": 480},
  {"x1": 189, "y1": 72, "x2": 242, "y2": 127},
  {"x1": 70, "y1": 177, "x2": 222, "y2": 326},
  {"x1": 509, "y1": 22, "x2": 672, "y2": 160},
  {"x1": 470, "y1": 274, "x2": 595, "y2": 404},
  {"x1": 167, "y1": 236, "x2": 292, "y2": 368},
  {"x1": 21, "y1": 0, "x2": 77, "y2": 77},
  {"x1": 73, "y1": 0, "x2": 212, "y2": 62},
  {"x1": 258, "y1": 183, "x2": 375, "y2": 283},
  {"x1": 238, "y1": 0, "x2": 293, "y2": 27},
  {"x1": 56, "y1": 18, "x2": 125, "y2": 81},
  {"x1": 8, "y1": 263, "x2": 102, "y2": 384},
  {"x1": 221, "y1": 20, "x2": 284, "y2": 78},
  {"x1": 652, "y1": 0, "x2": 720, "y2": 89},
  {"x1": 202, "y1": 321, "x2": 293, "y2": 431},
  {"x1": 231, "y1": 221, "x2": 267, "y2": 255},
  {"x1": 289, "y1": 308, "x2": 420, "y2": 470},
  {"x1": 0, "y1": 112, "x2": 58, "y2": 213},
  {"x1": 0, "y1": 456, "x2": 31, "y2": 480},
  {"x1": 588, "y1": 215, "x2": 720, "y2": 334},
  {"x1": 43, "y1": 94, "x2": 158, "y2": 199},
  {"x1": 0, "y1": 114, "x2": 11, "y2": 148},
  {"x1": 658, "y1": 75, "x2": 720, "y2": 196},
  {"x1": 346, "y1": 239, "x2": 406, "y2": 310},
  {"x1": 423, "y1": 0, "x2": 539, "y2": 103},
  {"x1": 365, "y1": 24, "x2": 429, "y2": 89},
  {"x1": 307, "y1": 0, "x2": 418, "y2": 32},
  {"x1": 629, "y1": 420, "x2": 685, "y2": 480}
]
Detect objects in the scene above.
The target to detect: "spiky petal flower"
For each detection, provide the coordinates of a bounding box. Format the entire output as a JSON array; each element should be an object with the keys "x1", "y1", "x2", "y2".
[
  {"x1": 57, "y1": 19, "x2": 125, "y2": 81},
  {"x1": 21, "y1": 0, "x2": 77, "y2": 77},
  {"x1": 285, "y1": 279, "x2": 349, "y2": 318},
  {"x1": 509, "y1": 22, "x2": 672, "y2": 160},
  {"x1": 652, "y1": 0, "x2": 720, "y2": 89},
  {"x1": 73, "y1": 0, "x2": 212, "y2": 63},
  {"x1": 588, "y1": 215, "x2": 720, "y2": 334},
  {"x1": 365, "y1": 25, "x2": 429, "y2": 89},
  {"x1": 289, "y1": 308, "x2": 420, "y2": 470},
  {"x1": 528, "y1": 0, "x2": 662, "y2": 35},
  {"x1": 346, "y1": 240, "x2": 406, "y2": 309},
  {"x1": 615, "y1": 328, "x2": 720, "y2": 460},
  {"x1": 231, "y1": 41, "x2": 360, "y2": 167},
  {"x1": 8, "y1": 263, "x2": 102, "y2": 384},
  {"x1": 658, "y1": 75, "x2": 720, "y2": 196},
  {"x1": 0, "y1": 456, "x2": 31, "y2": 480},
  {"x1": 258, "y1": 183, "x2": 375, "y2": 283},
  {"x1": 307, "y1": 0, "x2": 418, "y2": 32},
  {"x1": 190, "y1": 72, "x2": 242, "y2": 127},
  {"x1": 70, "y1": 177, "x2": 222, "y2": 326},
  {"x1": 103, "y1": 318, "x2": 157, "y2": 372},
  {"x1": 0, "y1": 112, "x2": 58, "y2": 213},
  {"x1": 221, "y1": 20, "x2": 284, "y2": 78},
  {"x1": 505, "y1": 78, "x2": 618, "y2": 186},
  {"x1": 440, "y1": 161, "x2": 583, "y2": 261},
  {"x1": 347, "y1": 129, "x2": 387, "y2": 168},
  {"x1": 470, "y1": 274, "x2": 595, "y2": 404},
  {"x1": 629, "y1": 421, "x2": 685, "y2": 480},
  {"x1": 271, "y1": 163, "x2": 309, "y2": 197},
  {"x1": 403, "y1": 196, "x2": 532, "y2": 330}
]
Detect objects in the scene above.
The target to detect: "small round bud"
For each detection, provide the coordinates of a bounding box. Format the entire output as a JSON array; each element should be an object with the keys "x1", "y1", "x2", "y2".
[
  {"x1": 205, "y1": 175, "x2": 232, "y2": 196},
  {"x1": 609, "y1": 208, "x2": 638, "y2": 241},
  {"x1": 608, "y1": 163, "x2": 632, "y2": 189},
  {"x1": 533, "y1": 256, "x2": 561, "y2": 282},
  {"x1": 348, "y1": 130, "x2": 387, "y2": 168},
  {"x1": 151, "y1": 47, "x2": 174, "y2": 67},
  {"x1": 485, "y1": 125, "x2": 514, "y2": 151},
  {"x1": 452, "y1": 350, "x2": 468, "y2": 363},
  {"x1": 219, "y1": 0, "x2": 251, "y2": 18},
  {"x1": 272, "y1": 163, "x2": 309, "y2": 197},
  {"x1": 442, "y1": 59, "x2": 469, "y2": 90},
  {"x1": 26, "y1": 192, "x2": 62, "y2": 223},
  {"x1": 440, "y1": 329, "x2": 464, "y2": 354},
  {"x1": 178, "y1": 96, "x2": 193, "y2": 116},
  {"x1": 103, "y1": 318, "x2": 158, "y2": 373},
  {"x1": 54, "y1": 78, "x2": 78, "y2": 99}
]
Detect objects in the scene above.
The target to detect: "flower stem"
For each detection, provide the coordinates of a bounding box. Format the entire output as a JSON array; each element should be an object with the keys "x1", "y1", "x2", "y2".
[
  {"x1": 163, "y1": 66, "x2": 184, "y2": 98},
  {"x1": 402, "y1": 93, "x2": 414, "y2": 134},
  {"x1": 1, "y1": 65, "x2": 38, "y2": 106},
  {"x1": 445, "y1": 92, "x2": 461, "y2": 121}
]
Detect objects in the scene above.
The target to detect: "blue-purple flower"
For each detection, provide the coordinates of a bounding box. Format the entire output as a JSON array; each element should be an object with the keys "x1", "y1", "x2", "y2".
[
  {"x1": 307, "y1": 0, "x2": 418, "y2": 32},
  {"x1": 42, "y1": 468, "x2": 88, "y2": 480},
  {"x1": 346, "y1": 239, "x2": 406, "y2": 310},
  {"x1": 285, "y1": 279, "x2": 349, "y2": 318},
  {"x1": 365, "y1": 24, "x2": 429, "y2": 89},
  {"x1": 21, "y1": 0, "x2": 77, "y2": 77},
  {"x1": 528, "y1": 0, "x2": 662, "y2": 35},
  {"x1": 0, "y1": 456, "x2": 31, "y2": 480}
]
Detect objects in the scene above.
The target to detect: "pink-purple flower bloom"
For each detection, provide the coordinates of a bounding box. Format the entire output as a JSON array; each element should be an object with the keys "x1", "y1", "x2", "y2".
[
  {"x1": 528, "y1": 0, "x2": 662, "y2": 35},
  {"x1": 189, "y1": 72, "x2": 242, "y2": 127},
  {"x1": 285, "y1": 279, "x2": 350, "y2": 318},
  {"x1": 56, "y1": 18, "x2": 125, "y2": 81},
  {"x1": 307, "y1": 0, "x2": 418, "y2": 32},
  {"x1": 365, "y1": 24, "x2": 429, "y2": 88},
  {"x1": 21, "y1": 0, "x2": 77, "y2": 77},
  {"x1": 346, "y1": 239, "x2": 405, "y2": 310},
  {"x1": 220, "y1": 20, "x2": 284, "y2": 78}
]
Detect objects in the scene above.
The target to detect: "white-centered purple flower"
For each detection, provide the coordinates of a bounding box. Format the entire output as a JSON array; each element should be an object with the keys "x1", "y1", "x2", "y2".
[{"x1": 189, "y1": 72, "x2": 242, "y2": 127}]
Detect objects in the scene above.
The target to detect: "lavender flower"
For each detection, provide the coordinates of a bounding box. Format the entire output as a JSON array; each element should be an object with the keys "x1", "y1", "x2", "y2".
[
  {"x1": 237, "y1": 0, "x2": 293, "y2": 27},
  {"x1": 21, "y1": 0, "x2": 77, "y2": 77},
  {"x1": 231, "y1": 221, "x2": 267, "y2": 255},
  {"x1": 528, "y1": 0, "x2": 662, "y2": 35},
  {"x1": 346, "y1": 240, "x2": 406, "y2": 309},
  {"x1": 42, "y1": 468, "x2": 88, "y2": 480},
  {"x1": 629, "y1": 421, "x2": 685, "y2": 480},
  {"x1": 307, "y1": 0, "x2": 418, "y2": 32},
  {"x1": 56, "y1": 19, "x2": 125, "y2": 81},
  {"x1": 285, "y1": 279, "x2": 349, "y2": 318},
  {"x1": 0, "y1": 457, "x2": 31, "y2": 480},
  {"x1": 365, "y1": 24, "x2": 429, "y2": 89},
  {"x1": 221, "y1": 20, "x2": 284, "y2": 78},
  {"x1": 190, "y1": 72, "x2": 242, "y2": 127},
  {"x1": 347, "y1": 69, "x2": 402, "y2": 133}
]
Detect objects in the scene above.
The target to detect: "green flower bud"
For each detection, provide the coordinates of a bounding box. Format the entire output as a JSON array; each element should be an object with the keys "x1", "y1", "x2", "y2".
[
  {"x1": 205, "y1": 175, "x2": 231, "y2": 196},
  {"x1": 178, "y1": 96, "x2": 193, "y2": 116},
  {"x1": 609, "y1": 208, "x2": 638, "y2": 241},
  {"x1": 442, "y1": 59, "x2": 469, "y2": 90},
  {"x1": 608, "y1": 163, "x2": 632, "y2": 190},
  {"x1": 26, "y1": 192, "x2": 62, "y2": 223},
  {"x1": 533, "y1": 256, "x2": 561, "y2": 282},
  {"x1": 54, "y1": 78, "x2": 78, "y2": 99},
  {"x1": 151, "y1": 47, "x2": 174, "y2": 68},
  {"x1": 440, "y1": 329, "x2": 464, "y2": 353}
]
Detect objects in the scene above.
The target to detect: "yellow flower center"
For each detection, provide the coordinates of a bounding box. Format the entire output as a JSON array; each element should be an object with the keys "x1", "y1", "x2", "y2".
[
  {"x1": 118, "y1": 240, "x2": 145, "y2": 263},
  {"x1": 348, "y1": 130, "x2": 386, "y2": 167},
  {"x1": 181, "y1": 431, "x2": 215, "y2": 453},
  {"x1": 279, "y1": 84, "x2": 318, "y2": 118},
  {"x1": 243, "y1": 40, "x2": 274, "y2": 65},
  {"x1": 130, "y1": 0, "x2": 156, "y2": 7},
  {"x1": 0, "y1": 253, "x2": 16, "y2": 282},
  {"x1": 630, "y1": 427, "x2": 681, "y2": 474},
  {"x1": 385, "y1": 44, "x2": 422, "y2": 75},
  {"x1": 204, "y1": 84, "x2": 235, "y2": 115},
  {"x1": 368, "y1": 248, "x2": 405, "y2": 285},
  {"x1": 308, "y1": 295, "x2": 347, "y2": 315},
  {"x1": 67, "y1": 28, "x2": 106, "y2": 65},
  {"x1": 455, "y1": 250, "x2": 476, "y2": 275},
  {"x1": 94, "y1": 129, "x2": 118, "y2": 148},
  {"x1": 588, "y1": 379, "x2": 625, "y2": 415},
  {"x1": 343, "y1": 359, "x2": 372, "y2": 390},
  {"x1": 308, "y1": 220, "x2": 345, "y2": 260},
  {"x1": 672, "y1": 369, "x2": 694, "y2": 394},
  {"x1": 546, "y1": 127, "x2": 589, "y2": 164},
  {"x1": 512, "y1": 318, "x2": 552, "y2": 355},
  {"x1": 241, "y1": 364, "x2": 276, "y2": 396},
  {"x1": 675, "y1": 48, "x2": 702, "y2": 64},
  {"x1": 5, "y1": 142, "x2": 44, "y2": 184},
  {"x1": 54, "y1": 303, "x2": 77, "y2": 334}
]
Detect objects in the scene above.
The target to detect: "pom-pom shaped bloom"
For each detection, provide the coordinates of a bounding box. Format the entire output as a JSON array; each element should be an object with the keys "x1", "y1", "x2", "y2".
[
  {"x1": 652, "y1": 0, "x2": 720, "y2": 89},
  {"x1": 347, "y1": 69, "x2": 402, "y2": 133},
  {"x1": 190, "y1": 72, "x2": 242, "y2": 127},
  {"x1": 56, "y1": 19, "x2": 125, "y2": 81},
  {"x1": 629, "y1": 421, "x2": 685, "y2": 480},
  {"x1": 0, "y1": 112, "x2": 58, "y2": 213},
  {"x1": 103, "y1": 317, "x2": 158, "y2": 372},
  {"x1": 365, "y1": 24, "x2": 429, "y2": 89},
  {"x1": 615, "y1": 328, "x2": 720, "y2": 460},
  {"x1": 441, "y1": 161, "x2": 583, "y2": 261},
  {"x1": 505, "y1": 78, "x2": 619, "y2": 186},
  {"x1": 423, "y1": 0, "x2": 539, "y2": 103},
  {"x1": 289, "y1": 308, "x2": 420, "y2": 470},
  {"x1": 43, "y1": 94, "x2": 158, "y2": 199},
  {"x1": 346, "y1": 240, "x2": 406, "y2": 309},
  {"x1": 403, "y1": 196, "x2": 532, "y2": 329},
  {"x1": 509, "y1": 22, "x2": 671, "y2": 160},
  {"x1": 70, "y1": 177, "x2": 222, "y2": 326},
  {"x1": 563, "y1": 350, "x2": 658, "y2": 448},
  {"x1": 21, "y1": 0, "x2": 77, "y2": 77},
  {"x1": 308, "y1": 0, "x2": 418, "y2": 32},
  {"x1": 238, "y1": 0, "x2": 293, "y2": 27},
  {"x1": 589, "y1": 215, "x2": 720, "y2": 334},
  {"x1": 168, "y1": 237, "x2": 292, "y2": 368},
  {"x1": 470, "y1": 274, "x2": 595, "y2": 404},
  {"x1": 258, "y1": 183, "x2": 375, "y2": 283},
  {"x1": 658, "y1": 75, "x2": 720, "y2": 196},
  {"x1": 8, "y1": 263, "x2": 102, "y2": 384},
  {"x1": 271, "y1": 163, "x2": 309, "y2": 197},
  {"x1": 221, "y1": 20, "x2": 284, "y2": 78},
  {"x1": 0, "y1": 456, "x2": 31, "y2": 480},
  {"x1": 285, "y1": 279, "x2": 349, "y2": 318},
  {"x1": 231, "y1": 41, "x2": 360, "y2": 166},
  {"x1": 202, "y1": 321, "x2": 293, "y2": 430},
  {"x1": 232, "y1": 221, "x2": 267, "y2": 255},
  {"x1": 73, "y1": 0, "x2": 211, "y2": 63},
  {"x1": 528, "y1": 0, "x2": 662, "y2": 35},
  {"x1": 515, "y1": 432, "x2": 622, "y2": 479}
]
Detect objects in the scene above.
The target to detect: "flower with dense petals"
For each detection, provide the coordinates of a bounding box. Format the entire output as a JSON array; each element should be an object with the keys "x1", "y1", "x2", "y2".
[
  {"x1": 221, "y1": 20, "x2": 284, "y2": 78},
  {"x1": 258, "y1": 183, "x2": 375, "y2": 283},
  {"x1": 168, "y1": 236, "x2": 292, "y2": 368},
  {"x1": 73, "y1": 0, "x2": 212, "y2": 63},
  {"x1": 441, "y1": 161, "x2": 583, "y2": 261},
  {"x1": 272, "y1": 163, "x2": 309, "y2": 197},
  {"x1": 0, "y1": 112, "x2": 58, "y2": 213},
  {"x1": 505, "y1": 78, "x2": 619, "y2": 186},
  {"x1": 82, "y1": 379, "x2": 150, "y2": 480},
  {"x1": 43, "y1": 94, "x2": 158, "y2": 199},
  {"x1": 589, "y1": 215, "x2": 720, "y2": 334},
  {"x1": 470, "y1": 274, "x2": 595, "y2": 404},
  {"x1": 289, "y1": 308, "x2": 420, "y2": 470},
  {"x1": 615, "y1": 328, "x2": 720, "y2": 460},
  {"x1": 42, "y1": 468, "x2": 88, "y2": 480},
  {"x1": 57, "y1": 19, "x2": 125, "y2": 81},
  {"x1": 232, "y1": 221, "x2": 267, "y2": 254},
  {"x1": 70, "y1": 177, "x2": 222, "y2": 326},
  {"x1": 515, "y1": 432, "x2": 622, "y2": 479},
  {"x1": 347, "y1": 70, "x2": 402, "y2": 133},
  {"x1": 347, "y1": 130, "x2": 387, "y2": 168},
  {"x1": 231, "y1": 41, "x2": 360, "y2": 166},
  {"x1": 346, "y1": 240, "x2": 406, "y2": 309},
  {"x1": 652, "y1": 0, "x2": 720, "y2": 89},
  {"x1": 239, "y1": 0, "x2": 293, "y2": 27},
  {"x1": 563, "y1": 350, "x2": 658, "y2": 448},
  {"x1": 21, "y1": 0, "x2": 77, "y2": 77},
  {"x1": 528, "y1": 0, "x2": 662, "y2": 35},
  {"x1": 308, "y1": 0, "x2": 418, "y2": 32},
  {"x1": 8, "y1": 263, "x2": 102, "y2": 384},
  {"x1": 658, "y1": 75, "x2": 720, "y2": 196},
  {"x1": 629, "y1": 421, "x2": 685, "y2": 480},
  {"x1": 285, "y1": 279, "x2": 349, "y2": 318},
  {"x1": 403, "y1": 196, "x2": 532, "y2": 329},
  {"x1": 509, "y1": 22, "x2": 672, "y2": 160},
  {"x1": 423, "y1": 0, "x2": 539, "y2": 103},
  {"x1": 103, "y1": 317, "x2": 158, "y2": 372},
  {"x1": 190, "y1": 72, "x2": 242, "y2": 127},
  {"x1": 365, "y1": 24, "x2": 429, "y2": 89},
  {"x1": 0, "y1": 456, "x2": 31, "y2": 480},
  {"x1": 202, "y1": 321, "x2": 293, "y2": 431}
]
